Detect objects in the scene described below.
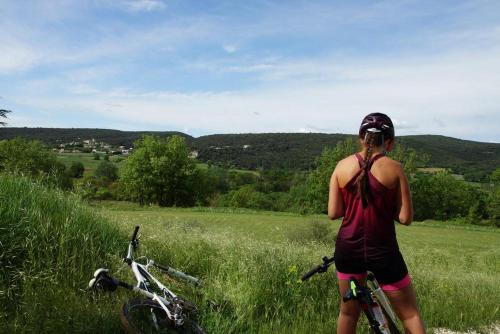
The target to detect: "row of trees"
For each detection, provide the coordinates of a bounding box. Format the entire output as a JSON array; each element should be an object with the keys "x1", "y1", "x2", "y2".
[{"x1": 0, "y1": 131, "x2": 498, "y2": 226}]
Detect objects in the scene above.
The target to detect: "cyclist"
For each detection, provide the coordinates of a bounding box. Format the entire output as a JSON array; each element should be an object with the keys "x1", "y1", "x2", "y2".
[{"x1": 328, "y1": 113, "x2": 425, "y2": 334}]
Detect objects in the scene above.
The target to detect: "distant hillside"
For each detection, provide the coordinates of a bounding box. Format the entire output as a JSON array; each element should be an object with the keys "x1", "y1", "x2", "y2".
[
  {"x1": 193, "y1": 133, "x2": 352, "y2": 170},
  {"x1": 0, "y1": 128, "x2": 193, "y2": 148},
  {"x1": 1, "y1": 128, "x2": 499, "y2": 181}
]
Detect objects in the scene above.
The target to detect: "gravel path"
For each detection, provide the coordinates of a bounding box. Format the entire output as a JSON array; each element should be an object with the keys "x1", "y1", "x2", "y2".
[{"x1": 432, "y1": 324, "x2": 500, "y2": 334}]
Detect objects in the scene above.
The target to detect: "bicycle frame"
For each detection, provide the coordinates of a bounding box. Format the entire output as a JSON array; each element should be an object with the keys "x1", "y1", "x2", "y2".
[
  {"x1": 122, "y1": 226, "x2": 201, "y2": 327},
  {"x1": 89, "y1": 225, "x2": 203, "y2": 331},
  {"x1": 126, "y1": 250, "x2": 182, "y2": 325},
  {"x1": 301, "y1": 255, "x2": 400, "y2": 334}
]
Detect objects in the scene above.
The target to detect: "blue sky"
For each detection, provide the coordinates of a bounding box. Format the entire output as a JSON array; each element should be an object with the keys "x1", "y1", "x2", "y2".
[{"x1": 1, "y1": 0, "x2": 500, "y2": 142}]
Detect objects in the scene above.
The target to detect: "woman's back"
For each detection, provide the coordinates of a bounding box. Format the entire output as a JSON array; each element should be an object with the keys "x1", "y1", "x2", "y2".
[
  {"x1": 336, "y1": 153, "x2": 399, "y2": 190},
  {"x1": 329, "y1": 113, "x2": 425, "y2": 334},
  {"x1": 335, "y1": 153, "x2": 400, "y2": 262}
]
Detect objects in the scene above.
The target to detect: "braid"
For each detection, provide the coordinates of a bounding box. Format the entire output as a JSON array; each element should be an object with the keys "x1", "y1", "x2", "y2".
[{"x1": 355, "y1": 132, "x2": 377, "y2": 208}]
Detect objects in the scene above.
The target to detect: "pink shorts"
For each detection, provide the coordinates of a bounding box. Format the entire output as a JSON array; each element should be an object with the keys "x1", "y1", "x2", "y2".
[{"x1": 336, "y1": 271, "x2": 412, "y2": 291}]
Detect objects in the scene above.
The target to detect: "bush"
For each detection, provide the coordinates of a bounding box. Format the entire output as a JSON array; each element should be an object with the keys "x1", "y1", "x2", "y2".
[
  {"x1": 69, "y1": 161, "x2": 85, "y2": 178},
  {"x1": 487, "y1": 187, "x2": 500, "y2": 227},
  {"x1": 411, "y1": 172, "x2": 486, "y2": 221},
  {"x1": 0, "y1": 137, "x2": 72, "y2": 189},
  {"x1": 226, "y1": 185, "x2": 272, "y2": 210},
  {"x1": 95, "y1": 160, "x2": 118, "y2": 182}
]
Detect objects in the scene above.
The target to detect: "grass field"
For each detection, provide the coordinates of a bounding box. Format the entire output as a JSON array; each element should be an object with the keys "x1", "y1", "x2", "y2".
[
  {"x1": 1, "y1": 177, "x2": 499, "y2": 333},
  {"x1": 95, "y1": 201, "x2": 500, "y2": 333},
  {"x1": 57, "y1": 152, "x2": 126, "y2": 176}
]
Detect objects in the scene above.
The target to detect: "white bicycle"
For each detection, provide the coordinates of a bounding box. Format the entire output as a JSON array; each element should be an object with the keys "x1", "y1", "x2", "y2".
[{"x1": 89, "y1": 226, "x2": 205, "y2": 334}]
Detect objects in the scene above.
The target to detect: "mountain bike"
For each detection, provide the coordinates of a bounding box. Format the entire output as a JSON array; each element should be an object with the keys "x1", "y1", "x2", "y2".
[
  {"x1": 89, "y1": 225, "x2": 205, "y2": 334},
  {"x1": 302, "y1": 256, "x2": 401, "y2": 334}
]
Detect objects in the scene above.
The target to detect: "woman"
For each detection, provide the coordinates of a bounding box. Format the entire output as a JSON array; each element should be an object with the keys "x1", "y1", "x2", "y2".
[{"x1": 328, "y1": 113, "x2": 425, "y2": 334}]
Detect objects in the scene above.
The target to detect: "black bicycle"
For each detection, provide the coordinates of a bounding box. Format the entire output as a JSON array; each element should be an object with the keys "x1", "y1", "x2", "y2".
[
  {"x1": 302, "y1": 256, "x2": 401, "y2": 334},
  {"x1": 89, "y1": 226, "x2": 205, "y2": 333}
]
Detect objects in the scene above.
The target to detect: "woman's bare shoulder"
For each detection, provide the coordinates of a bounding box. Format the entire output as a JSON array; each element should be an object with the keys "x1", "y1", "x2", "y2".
[
  {"x1": 335, "y1": 154, "x2": 358, "y2": 170},
  {"x1": 379, "y1": 156, "x2": 405, "y2": 174}
]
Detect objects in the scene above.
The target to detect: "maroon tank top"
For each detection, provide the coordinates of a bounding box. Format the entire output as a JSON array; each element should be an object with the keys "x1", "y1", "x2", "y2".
[{"x1": 335, "y1": 153, "x2": 399, "y2": 262}]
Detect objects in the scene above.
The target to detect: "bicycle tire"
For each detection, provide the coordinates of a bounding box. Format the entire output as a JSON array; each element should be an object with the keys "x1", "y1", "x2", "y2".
[{"x1": 120, "y1": 298, "x2": 205, "y2": 334}]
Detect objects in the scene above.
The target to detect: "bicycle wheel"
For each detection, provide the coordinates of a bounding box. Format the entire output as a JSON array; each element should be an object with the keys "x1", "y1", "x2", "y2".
[{"x1": 120, "y1": 298, "x2": 205, "y2": 334}]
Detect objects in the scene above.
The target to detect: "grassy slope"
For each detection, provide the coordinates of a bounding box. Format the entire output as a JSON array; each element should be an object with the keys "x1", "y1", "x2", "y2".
[
  {"x1": 98, "y1": 202, "x2": 500, "y2": 333},
  {"x1": 0, "y1": 176, "x2": 125, "y2": 333}
]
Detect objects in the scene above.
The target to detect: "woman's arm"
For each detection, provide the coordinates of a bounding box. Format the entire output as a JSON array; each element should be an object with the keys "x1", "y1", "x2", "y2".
[
  {"x1": 395, "y1": 164, "x2": 413, "y2": 225},
  {"x1": 328, "y1": 168, "x2": 344, "y2": 220}
]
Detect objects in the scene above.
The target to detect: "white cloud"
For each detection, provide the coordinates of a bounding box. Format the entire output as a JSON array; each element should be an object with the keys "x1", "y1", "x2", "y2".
[
  {"x1": 0, "y1": 40, "x2": 39, "y2": 73},
  {"x1": 122, "y1": 0, "x2": 166, "y2": 12},
  {"x1": 12, "y1": 43, "x2": 500, "y2": 142},
  {"x1": 223, "y1": 45, "x2": 237, "y2": 53}
]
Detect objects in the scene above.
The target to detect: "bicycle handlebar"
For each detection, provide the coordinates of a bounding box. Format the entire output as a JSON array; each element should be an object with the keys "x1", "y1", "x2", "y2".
[{"x1": 301, "y1": 256, "x2": 335, "y2": 281}]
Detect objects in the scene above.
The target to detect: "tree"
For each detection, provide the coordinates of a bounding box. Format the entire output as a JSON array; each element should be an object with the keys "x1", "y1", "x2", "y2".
[
  {"x1": 95, "y1": 160, "x2": 118, "y2": 182},
  {"x1": 304, "y1": 138, "x2": 357, "y2": 213},
  {"x1": 301, "y1": 139, "x2": 430, "y2": 214},
  {"x1": 388, "y1": 143, "x2": 429, "y2": 176},
  {"x1": 121, "y1": 135, "x2": 197, "y2": 207},
  {"x1": 491, "y1": 168, "x2": 500, "y2": 185},
  {"x1": 0, "y1": 109, "x2": 11, "y2": 126},
  {"x1": 487, "y1": 168, "x2": 500, "y2": 227},
  {"x1": 0, "y1": 137, "x2": 72, "y2": 189},
  {"x1": 69, "y1": 161, "x2": 85, "y2": 178},
  {"x1": 411, "y1": 171, "x2": 484, "y2": 221}
]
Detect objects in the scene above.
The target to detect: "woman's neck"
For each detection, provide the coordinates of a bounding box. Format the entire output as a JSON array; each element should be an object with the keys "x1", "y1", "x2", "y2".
[{"x1": 360, "y1": 146, "x2": 385, "y2": 156}]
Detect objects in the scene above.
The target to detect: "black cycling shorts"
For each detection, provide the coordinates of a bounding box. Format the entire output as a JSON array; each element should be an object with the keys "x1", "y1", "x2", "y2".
[{"x1": 334, "y1": 251, "x2": 410, "y2": 290}]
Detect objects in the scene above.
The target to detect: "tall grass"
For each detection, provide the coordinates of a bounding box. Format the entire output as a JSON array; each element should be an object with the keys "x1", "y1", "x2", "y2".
[
  {"x1": 0, "y1": 180, "x2": 498, "y2": 333},
  {"x1": 111, "y1": 207, "x2": 500, "y2": 333},
  {"x1": 0, "y1": 175, "x2": 124, "y2": 332}
]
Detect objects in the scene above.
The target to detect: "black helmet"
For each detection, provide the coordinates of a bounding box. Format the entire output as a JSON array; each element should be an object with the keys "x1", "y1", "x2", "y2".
[{"x1": 358, "y1": 113, "x2": 394, "y2": 140}]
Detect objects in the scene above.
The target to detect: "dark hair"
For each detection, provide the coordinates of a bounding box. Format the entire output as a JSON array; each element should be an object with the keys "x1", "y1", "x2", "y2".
[{"x1": 355, "y1": 113, "x2": 394, "y2": 208}]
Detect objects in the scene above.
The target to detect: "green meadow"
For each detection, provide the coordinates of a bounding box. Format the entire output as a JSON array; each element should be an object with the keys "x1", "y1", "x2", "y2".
[
  {"x1": 101, "y1": 202, "x2": 500, "y2": 333},
  {"x1": 57, "y1": 152, "x2": 126, "y2": 176},
  {"x1": 1, "y1": 177, "x2": 499, "y2": 333}
]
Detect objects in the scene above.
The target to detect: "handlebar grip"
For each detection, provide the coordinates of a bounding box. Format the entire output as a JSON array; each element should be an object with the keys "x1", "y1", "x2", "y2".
[
  {"x1": 301, "y1": 265, "x2": 321, "y2": 281},
  {"x1": 131, "y1": 226, "x2": 140, "y2": 242}
]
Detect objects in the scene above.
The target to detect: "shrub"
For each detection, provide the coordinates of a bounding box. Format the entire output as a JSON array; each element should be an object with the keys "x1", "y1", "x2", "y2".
[
  {"x1": 69, "y1": 161, "x2": 85, "y2": 178},
  {"x1": 0, "y1": 137, "x2": 72, "y2": 189},
  {"x1": 95, "y1": 160, "x2": 119, "y2": 182},
  {"x1": 411, "y1": 172, "x2": 486, "y2": 221}
]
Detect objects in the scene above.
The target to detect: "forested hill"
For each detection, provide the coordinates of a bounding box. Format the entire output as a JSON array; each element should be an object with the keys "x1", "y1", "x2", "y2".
[
  {"x1": 0, "y1": 127, "x2": 192, "y2": 147},
  {"x1": 1, "y1": 128, "x2": 499, "y2": 180},
  {"x1": 194, "y1": 133, "x2": 500, "y2": 180}
]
